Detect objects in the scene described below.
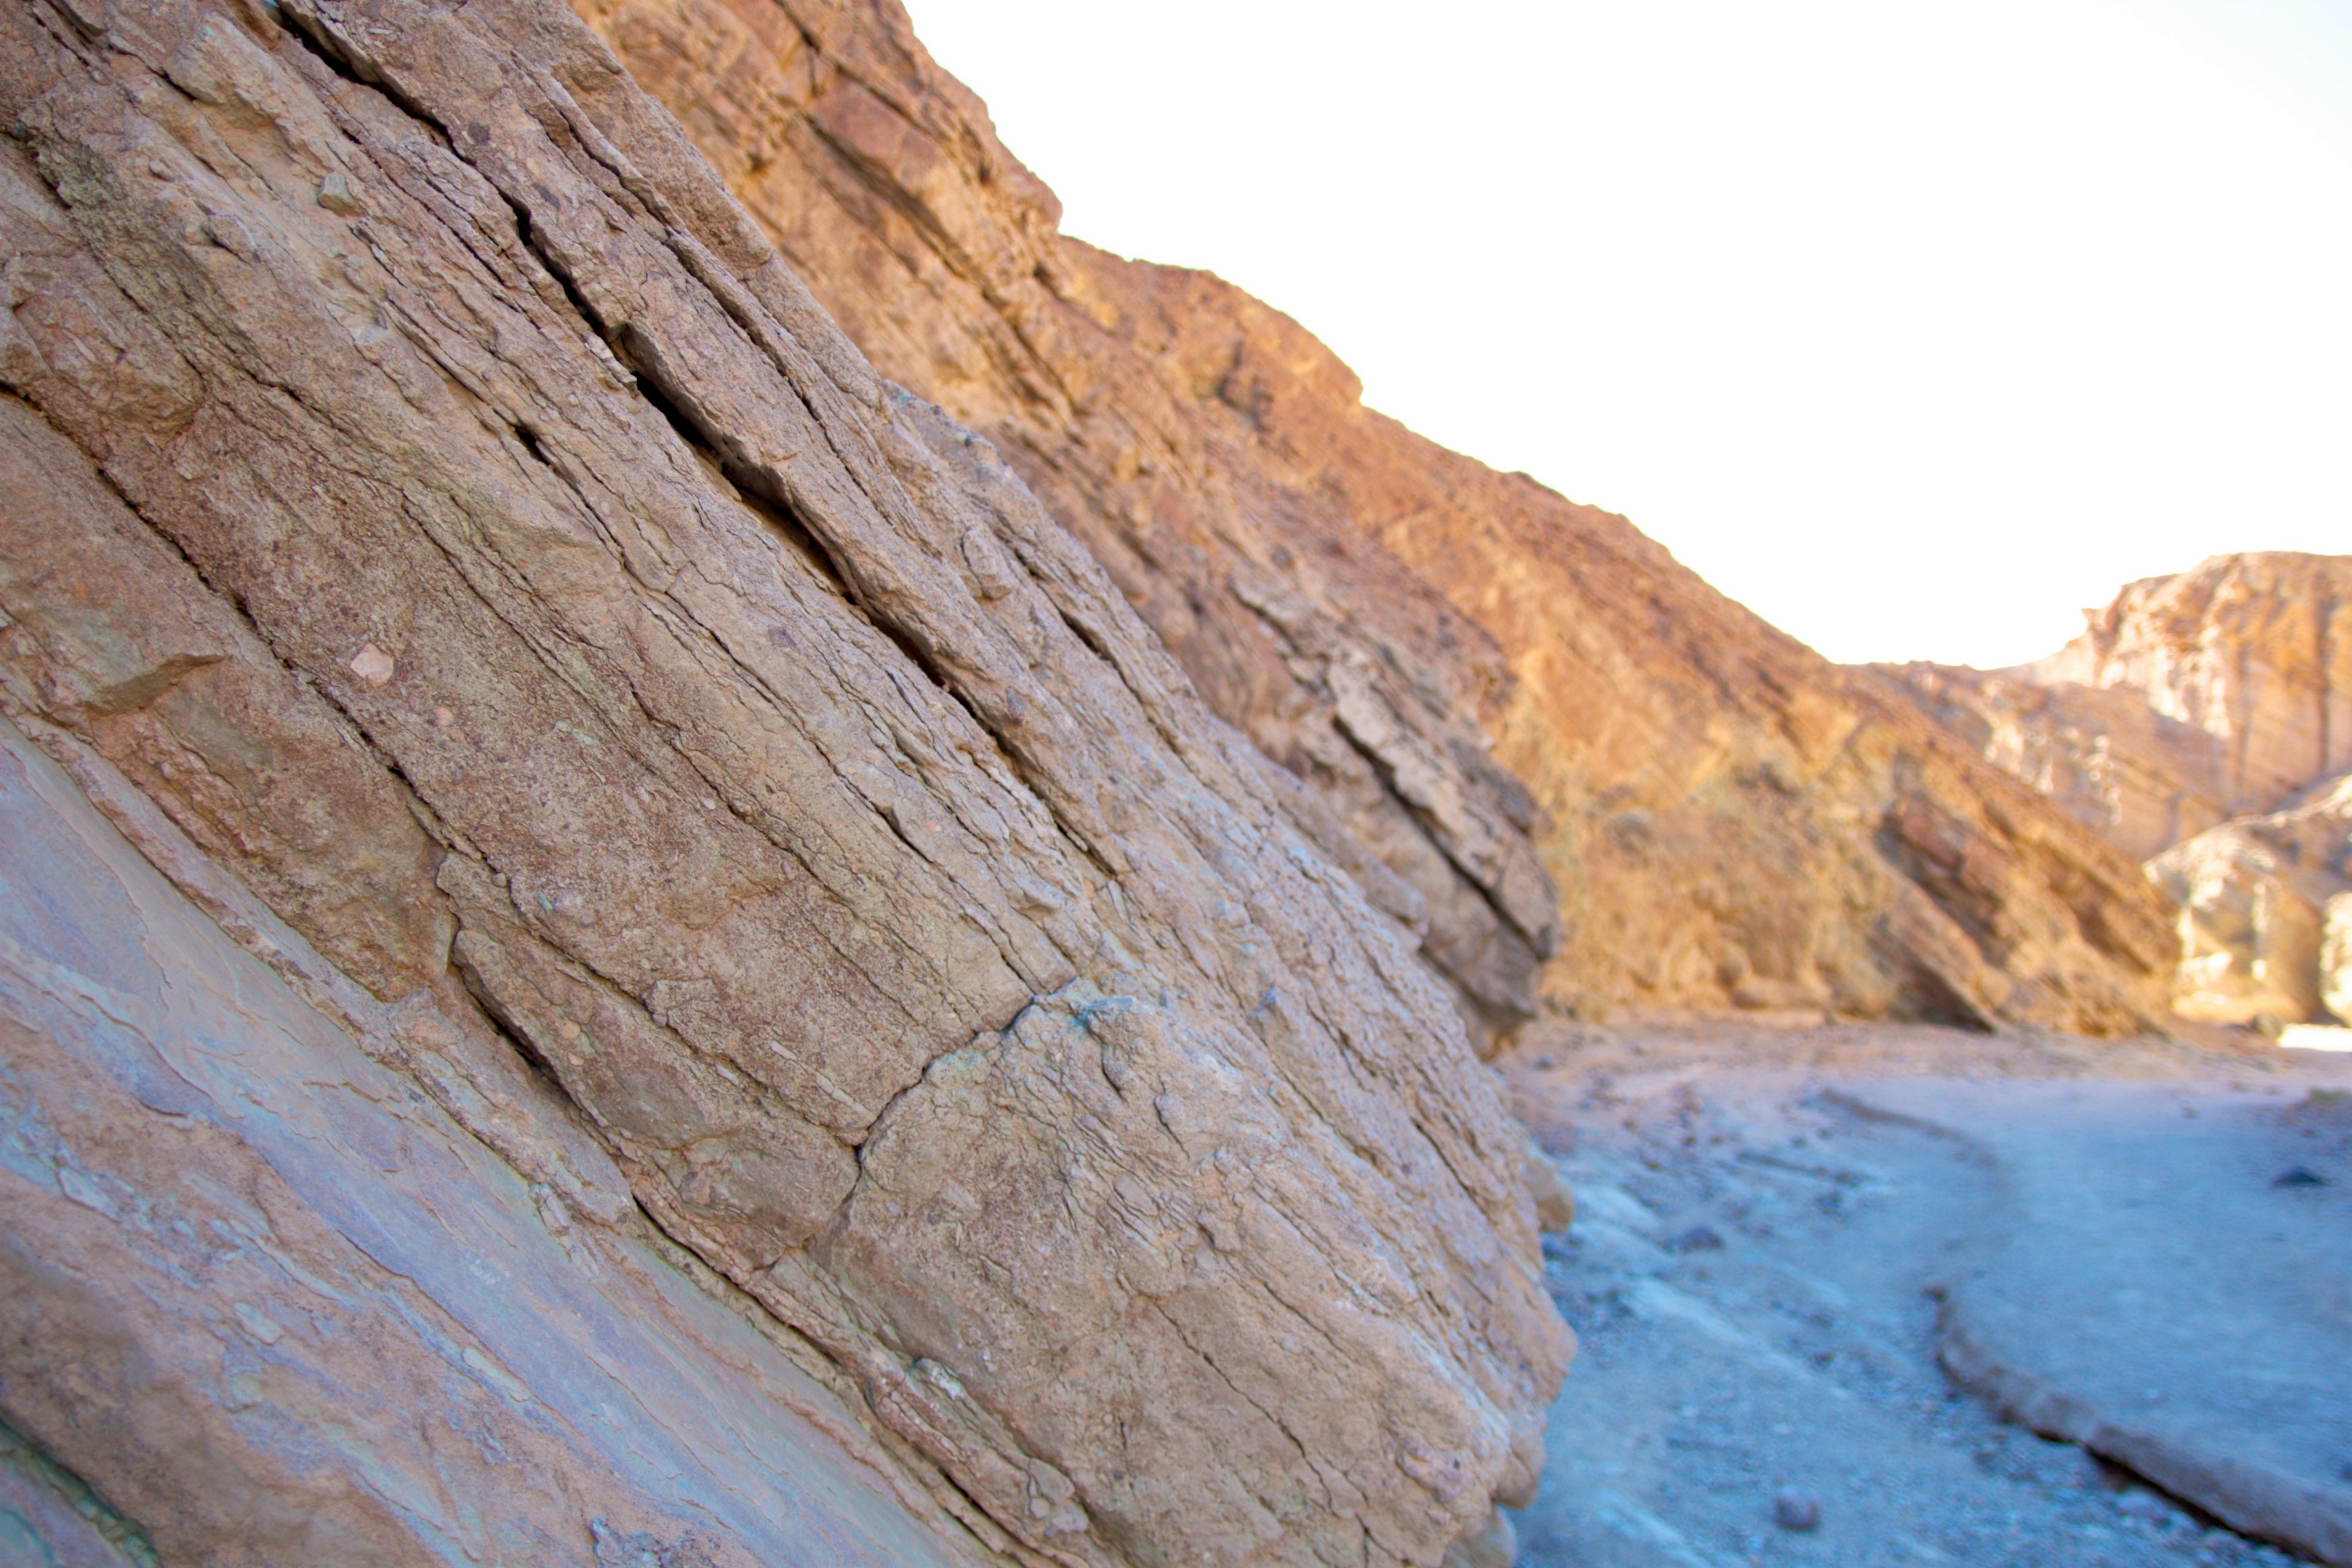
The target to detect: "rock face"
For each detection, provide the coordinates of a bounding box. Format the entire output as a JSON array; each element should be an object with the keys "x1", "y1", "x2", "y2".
[
  {"x1": 570, "y1": 0, "x2": 1564, "y2": 1041},
  {"x1": 1886, "y1": 554, "x2": 2352, "y2": 863},
  {"x1": 575, "y1": 0, "x2": 2176, "y2": 1037},
  {"x1": 1885, "y1": 554, "x2": 2352, "y2": 1022},
  {"x1": 2147, "y1": 773, "x2": 2352, "y2": 1024},
  {"x1": 0, "y1": 1, "x2": 1569, "y2": 1562}
]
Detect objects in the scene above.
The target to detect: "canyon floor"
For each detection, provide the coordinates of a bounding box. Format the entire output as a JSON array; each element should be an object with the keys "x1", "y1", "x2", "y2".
[{"x1": 1502, "y1": 1014, "x2": 2352, "y2": 1568}]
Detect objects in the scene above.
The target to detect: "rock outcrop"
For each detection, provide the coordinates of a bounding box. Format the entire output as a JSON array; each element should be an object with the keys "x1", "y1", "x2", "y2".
[
  {"x1": 1885, "y1": 554, "x2": 2352, "y2": 863},
  {"x1": 573, "y1": 0, "x2": 2177, "y2": 1037},
  {"x1": 2147, "y1": 773, "x2": 2352, "y2": 1025},
  {"x1": 1883, "y1": 554, "x2": 2352, "y2": 1022},
  {"x1": 0, "y1": 1, "x2": 1569, "y2": 1562}
]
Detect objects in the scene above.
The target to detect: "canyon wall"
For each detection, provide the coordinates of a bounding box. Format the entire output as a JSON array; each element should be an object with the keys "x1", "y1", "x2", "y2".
[
  {"x1": 1884, "y1": 554, "x2": 2352, "y2": 1022},
  {"x1": 575, "y1": 0, "x2": 2175, "y2": 1035},
  {"x1": 0, "y1": 1, "x2": 1569, "y2": 1562},
  {"x1": 1885, "y1": 554, "x2": 2352, "y2": 864}
]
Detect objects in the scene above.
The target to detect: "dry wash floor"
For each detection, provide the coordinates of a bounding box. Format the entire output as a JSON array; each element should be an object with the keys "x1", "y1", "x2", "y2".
[{"x1": 1504, "y1": 1014, "x2": 2352, "y2": 1568}]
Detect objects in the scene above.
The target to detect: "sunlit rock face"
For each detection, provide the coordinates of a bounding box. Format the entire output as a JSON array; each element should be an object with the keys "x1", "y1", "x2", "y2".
[
  {"x1": 2149, "y1": 773, "x2": 2352, "y2": 1025},
  {"x1": 1886, "y1": 554, "x2": 2352, "y2": 865},
  {"x1": 1883, "y1": 554, "x2": 2352, "y2": 1022},
  {"x1": 576, "y1": 0, "x2": 2177, "y2": 1039},
  {"x1": 0, "y1": 1, "x2": 1569, "y2": 1562}
]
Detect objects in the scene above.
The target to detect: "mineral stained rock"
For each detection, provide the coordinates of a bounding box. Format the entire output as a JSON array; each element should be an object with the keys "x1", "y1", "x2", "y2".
[
  {"x1": 578, "y1": 0, "x2": 2175, "y2": 1037},
  {"x1": 0, "y1": 0, "x2": 1569, "y2": 1562},
  {"x1": 1886, "y1": 553, "x2": 2352, "y2": 863}
]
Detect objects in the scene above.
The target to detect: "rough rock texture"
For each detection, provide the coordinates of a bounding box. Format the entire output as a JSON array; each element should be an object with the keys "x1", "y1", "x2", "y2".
[
  {"x1": 1885, "y1": 554, "x2": 2352, "y2": 864},
  {"x1": 576, "y1": 0, "x2": 2176, "y2": 1037},
  {"x1": 1883, "y1": 663, "x2": 2239, "y2": 864},
  {"x1": 1884, "y1": 555, "x2": 2352, "y2": 1022},
  {"x1": 0, "y1": 710, "x2": 988, "y2": 1568},
  {"x1": 568, "y1": 0, "x2": 1564, "y2": 1041},
  {"x1": 0, "y1": 0, "x2": 1570, "y2": 1562},
  {"x1": 2147, "y1": 773, "x2": 2352, "y2": 1024}
]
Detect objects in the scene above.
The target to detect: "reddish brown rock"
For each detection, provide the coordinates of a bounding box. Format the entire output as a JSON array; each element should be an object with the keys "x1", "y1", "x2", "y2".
[
  {"x1": 0, "y1": 1, "x2": 1568, "y2": 1562},
  {"x1": 575, "y1": 0, "x2": 2174, "y2": 1036}
]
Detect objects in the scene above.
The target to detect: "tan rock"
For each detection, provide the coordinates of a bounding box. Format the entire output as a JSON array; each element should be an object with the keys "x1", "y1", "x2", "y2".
[
  {"x1": 1439, "y1": 1506, "x2": 1519, "y2": 1568},
  {"x1": 1882, "y1": 663, "x2": 2236, "y2": 862},
  {"x1": 0, "y1": 2, "x2": 1569, "y2": 1564},
  {"x1": 2326, "y1": 893, "x2": 2352, "y2": 1024},
  {"x1": 567, "y1": 0, "x2": 1561, "y2": 1043},
  {"x1": 2148, "y1": 773, "x2": 2352, "y2": 1025},
  {"x1": 1524, "y1": 1143, "x2": 1577, "y2": 1234},
  {"x1": 1883, "y1": 554, "x2": 2352, "y2": 864},
  {"x1": 2027, "y1": 554, "x2": 2352, "y2": 816},
  {"x1": 576, "y1": 0, "x2": 2176, "y2": 1039}
]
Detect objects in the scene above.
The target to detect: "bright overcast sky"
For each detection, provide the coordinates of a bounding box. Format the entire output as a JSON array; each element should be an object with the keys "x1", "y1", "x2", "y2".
[{"x1": 901, "y1": 0, "x2": 2352, "y2": 667}]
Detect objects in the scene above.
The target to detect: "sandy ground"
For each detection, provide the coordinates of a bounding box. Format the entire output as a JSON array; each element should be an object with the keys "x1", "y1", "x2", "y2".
[{"x1": 1499, "y1": 1013, "x2": 2352, "y2": 1568}]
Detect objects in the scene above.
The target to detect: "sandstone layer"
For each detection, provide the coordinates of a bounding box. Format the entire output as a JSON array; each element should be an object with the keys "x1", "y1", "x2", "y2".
[
  {"x1": 0, "y1": 1, "x2": 1570, "y2": 1562},
  {"x1": 1885, "y1": 553, "x2": 2352, "y2": 864},
  {"x1": 579, "y1": 0, "x2": 2176, "y2": 1036}
]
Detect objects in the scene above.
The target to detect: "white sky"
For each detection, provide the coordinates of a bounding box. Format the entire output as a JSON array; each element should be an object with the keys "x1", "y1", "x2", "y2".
[{"x1": 901, "y1": 0, "x2": 2352, "y2": 667}]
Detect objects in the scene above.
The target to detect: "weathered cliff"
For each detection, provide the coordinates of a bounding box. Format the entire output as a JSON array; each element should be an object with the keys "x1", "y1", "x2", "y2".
[
  {"x1": 1885, "y1": 554, "x2": 2352, "y2": 865},
  {"x1": 575, "y1": 0, "x2": 2175, "y2": 1035},
  {"x1": 0, "y1": 0, "x2": 1569, "y2": 1562},
  {"x1": 1883, "y1": 554, "x2": 2352, "y2": 1022}
]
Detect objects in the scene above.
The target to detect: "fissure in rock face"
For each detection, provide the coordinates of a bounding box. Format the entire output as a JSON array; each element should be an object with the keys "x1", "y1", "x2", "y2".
[{"x1": 0, "y1": 0, "x2": 1567, "y2": 1562}]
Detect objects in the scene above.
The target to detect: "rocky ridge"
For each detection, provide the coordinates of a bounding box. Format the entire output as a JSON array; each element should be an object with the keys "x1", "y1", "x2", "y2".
[
  {"x1": 0, "y1": 0, "x2": 1568, "y2": 1561},
  {"x1": 578, "y1": 0, "x2": 2176, "y2": 1036}
]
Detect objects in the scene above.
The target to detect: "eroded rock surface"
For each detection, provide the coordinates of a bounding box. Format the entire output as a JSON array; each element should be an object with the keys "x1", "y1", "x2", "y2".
[
  {"x1": 0, "y1": 0, "x2": 1568, "y2": 1561},
  {"x1": 2149, "y1": 773, "x2": 2352, "y2": 1024},
  {"x1": 1885, "y1": 554, "x2": 2352, "y2": 1022},
  {"x1": 0, "y1": 712, "x2": 982, "y2": 1568},
  {"x1": 1885, "y1": 553, "x2": 2352, "y2": 863},
  {"x1": 577, "y1": 0, "x2": 2175, "y2": 1037}
]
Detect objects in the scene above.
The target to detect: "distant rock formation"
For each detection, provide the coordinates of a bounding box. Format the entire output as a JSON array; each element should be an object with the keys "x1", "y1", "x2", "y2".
[
  {"x1": 1885, "y1": 554, "x2": 2352, "y2": 864},
  {"x1": 2029, "y1": 554, "x2": 2352, "y2": 815},
  {"x1": 1883, "y1": 554, "x2": 2352, "y2": 1022},
  {"x1": 578, "y1": 0, "x2": 2176, "y2": 1038},
  {"x1": 2149, "y1": 774, "x2": 2352, "y2": 1025},
  {"x1": 0, "y1": 1, "x2": 1567, "y2": 1562}
]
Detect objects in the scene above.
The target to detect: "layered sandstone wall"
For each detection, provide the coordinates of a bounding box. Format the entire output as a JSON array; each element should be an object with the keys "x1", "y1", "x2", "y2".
[
  {"x1": 1884, "y1": 554, "x2": 2352, "y2": 865},
  {"x1": 1882, "y1": 554, "x2": 2352, "y2": 1023},
  {"x1": 575, "y1": 0, "x2": 2175, "y2": 1035},
  {"x1": 0, "y1": 1, "x2": 1568, "y2": 1562},
  {"x1": 2028, "y1": 554, "x2": 2352, "y2": 814}
]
